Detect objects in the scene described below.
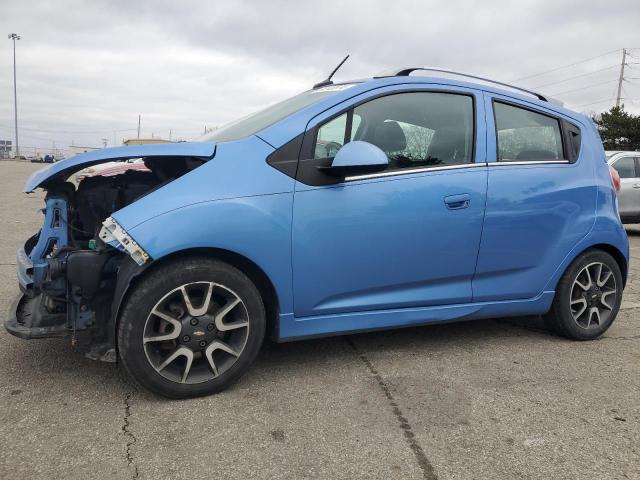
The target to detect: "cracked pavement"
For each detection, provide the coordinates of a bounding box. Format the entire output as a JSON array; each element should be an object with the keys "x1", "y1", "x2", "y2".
[{"x1": 0, "y1": 161, "x2": 639, "y2": 479}]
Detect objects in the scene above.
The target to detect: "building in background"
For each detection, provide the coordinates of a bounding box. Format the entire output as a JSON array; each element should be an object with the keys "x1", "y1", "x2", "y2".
[
  {"x1": 123, "y1": 138, "x2": 172, "y2": 146},
  {"x1": 0, "y1": 140, "x2": 13, "y2": 159},
  {"x1": 68, "y1": 145, "x2": 101, "y2": 156}
]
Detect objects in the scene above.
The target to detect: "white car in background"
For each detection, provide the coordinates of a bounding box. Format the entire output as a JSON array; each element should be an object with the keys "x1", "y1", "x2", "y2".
[{"x1": 607, "y1": 151, "x2": 640, "y2": 224}]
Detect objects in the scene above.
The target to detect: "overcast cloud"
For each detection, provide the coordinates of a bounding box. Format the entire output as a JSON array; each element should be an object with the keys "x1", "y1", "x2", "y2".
[{"x1": 1, "y1": 0, "x2": 639, "y2": 152}]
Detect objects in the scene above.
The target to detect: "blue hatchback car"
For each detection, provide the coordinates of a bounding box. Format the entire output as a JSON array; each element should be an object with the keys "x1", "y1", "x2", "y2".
[{"x1": 7, "y1": 68, "x2": 629, "y2": 398}]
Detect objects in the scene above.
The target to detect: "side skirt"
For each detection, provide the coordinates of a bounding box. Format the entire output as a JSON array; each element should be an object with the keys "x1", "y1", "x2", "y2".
[{"x1": 276, "y1": 291, "x2": 555, "y2": 341}]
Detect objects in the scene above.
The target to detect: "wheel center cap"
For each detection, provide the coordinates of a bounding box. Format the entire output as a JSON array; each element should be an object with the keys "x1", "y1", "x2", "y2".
[{"x1": 179, "y1": 314, "x2": 217, "y2": 346}]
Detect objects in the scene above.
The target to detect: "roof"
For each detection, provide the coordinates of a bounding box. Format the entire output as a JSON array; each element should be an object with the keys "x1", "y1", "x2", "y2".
[{"x1": 370, "y1": 67, "x2": 561, "y2": 105}]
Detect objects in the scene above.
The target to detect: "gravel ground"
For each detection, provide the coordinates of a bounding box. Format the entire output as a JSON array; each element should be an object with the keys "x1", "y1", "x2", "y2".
[{"x1": 0, "y1": 161, "x2": 638, "y2": 480}]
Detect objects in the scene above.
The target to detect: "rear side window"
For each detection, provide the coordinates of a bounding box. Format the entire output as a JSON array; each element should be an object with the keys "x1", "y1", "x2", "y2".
[
  {"x1": 612, "y1": 157, "x2": 637, "y2": 178},
  {"x1": 494, "y1": 102, "x2": 564, "y2": 162}
]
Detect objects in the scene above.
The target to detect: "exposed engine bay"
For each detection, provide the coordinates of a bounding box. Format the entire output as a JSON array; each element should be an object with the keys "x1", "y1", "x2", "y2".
[
  {"x1": 8, "y1": 156, "x2": 207, "y2": 360},
  {"x1": 72, "y1": 157, "x2": 203, "y2": 245}
]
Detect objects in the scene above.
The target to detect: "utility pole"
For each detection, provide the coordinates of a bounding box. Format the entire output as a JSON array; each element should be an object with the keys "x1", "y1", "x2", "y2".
[
  {"x1": 615, "y1": 48, "x2": 627, "y2": 108},
  {"x1": 8, "y1": 33, "x2": 20, "y2": 158},
  {"x1": 137, "y1": 114, "x2": 141, "y2": 139}
]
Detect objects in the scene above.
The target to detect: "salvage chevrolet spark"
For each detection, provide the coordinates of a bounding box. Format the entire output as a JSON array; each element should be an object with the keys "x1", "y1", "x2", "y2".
[{"x1": 7, "y1": 67, "x2": 629, "y2": 398}]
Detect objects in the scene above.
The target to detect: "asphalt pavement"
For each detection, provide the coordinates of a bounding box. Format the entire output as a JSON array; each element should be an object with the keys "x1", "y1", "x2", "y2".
[{"x1": 0, "y1": 161, "x2": 638, "y2": 479}]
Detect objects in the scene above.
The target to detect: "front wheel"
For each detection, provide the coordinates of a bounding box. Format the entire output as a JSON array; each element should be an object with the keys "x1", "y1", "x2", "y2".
[
  {"x1": 545, "y1": 250, "x2": 623, "y2": 340},
  {"x1": 118, "y1": 257, "x2": 266, "y2": 398}
]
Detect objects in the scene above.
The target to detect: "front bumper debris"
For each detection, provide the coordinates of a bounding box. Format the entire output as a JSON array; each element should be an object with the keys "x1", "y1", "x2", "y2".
[
  {"x1": 5, "y1": 293, "x2": 69, "y2": 339},
  {"x1": 99, "y1": 217, "x2": 150, "y2": 266},
  {"x1": 16, "y1": 247, "x2": 34, "y2": 294}
]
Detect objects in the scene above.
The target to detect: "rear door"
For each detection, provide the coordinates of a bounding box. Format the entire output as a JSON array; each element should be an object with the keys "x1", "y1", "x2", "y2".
[
  {"x1": 610, "y1": 155, "x2": 640, "y2": 219},
  {"x1": 473, "y1": 93, "x2": 597, "y2": 301},
  {"x1": 291, "y1": 87, "x2": 488, "y2": 318}
]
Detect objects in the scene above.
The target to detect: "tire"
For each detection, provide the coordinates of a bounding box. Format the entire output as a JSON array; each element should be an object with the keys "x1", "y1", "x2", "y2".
[
  {"x1": 544, "y1": 249, "x2": 623, "y2": 340},
  {"x1": 118, "y1": 257, "x2": 266, "y2": 398}
]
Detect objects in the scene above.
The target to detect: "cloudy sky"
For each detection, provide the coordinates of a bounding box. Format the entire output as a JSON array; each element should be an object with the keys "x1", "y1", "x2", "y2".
[{"x1": 1, "y1": 0, "x2": 639, "y2": 154}]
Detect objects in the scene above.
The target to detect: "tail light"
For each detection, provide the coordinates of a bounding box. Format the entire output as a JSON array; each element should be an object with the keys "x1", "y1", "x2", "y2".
[{"x1": 608, "y1": 164, "x2": 620, "y2": 193}]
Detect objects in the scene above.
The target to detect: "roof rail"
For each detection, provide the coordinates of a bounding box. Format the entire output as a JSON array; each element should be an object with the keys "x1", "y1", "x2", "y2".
[{"x1": 374, "y1": 67, "x2": 560, "y2": 104}]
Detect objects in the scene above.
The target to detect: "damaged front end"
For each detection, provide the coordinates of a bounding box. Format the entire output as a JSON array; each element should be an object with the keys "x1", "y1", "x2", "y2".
[{"x1": 6, "y1": 143, "x2": 215, "y2": 361}]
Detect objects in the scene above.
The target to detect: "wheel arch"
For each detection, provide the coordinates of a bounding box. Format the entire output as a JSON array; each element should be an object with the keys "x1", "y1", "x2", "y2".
[
  {"x1": 546, "y1": 242, "x2": 629, "y2": 296},
  {"x1": 586, "y1": 243, "x2": 628, "y2": 287},
  {"x1": 111, "y1": 247, "x2": 281, "y2": 347}
]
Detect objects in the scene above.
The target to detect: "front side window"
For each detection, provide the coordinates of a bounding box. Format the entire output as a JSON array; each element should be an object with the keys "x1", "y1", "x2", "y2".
[
  {"x1": 494, "y1": 102, "x2": 564, "y2": 162},
  {"x1": 314, "y1": 113, "x2": 362, "y2": 159},
  {"x1": 612, "y1": 157, "x2": 637, "y2": 179},
  {"x1": 312, "y1": 91, "x2": 474, "y2": 172}
]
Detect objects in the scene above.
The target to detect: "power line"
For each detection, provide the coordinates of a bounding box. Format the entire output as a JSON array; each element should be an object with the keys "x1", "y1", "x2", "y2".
[
  {"x1": 550, "y1": 78, "x2": 618, "y2": 96},
  {"x1": 573, "y1": 97, "x2": 616, "y2": 108},
  {"x1": 530, "y1": 64, "x2": 618, "y2": 89},
  {"x1": 513, "y1": 48, "x2": 620, "y2": 82},
  {"x1": 0, "y1": 123, "x2": 204, "y2": 143},
  {"x1": 0, "y1": 124, "x2": 138, "y2": 135},
  {"x1": 0, "y1": 123, "x2": 202, "y2": 137}
]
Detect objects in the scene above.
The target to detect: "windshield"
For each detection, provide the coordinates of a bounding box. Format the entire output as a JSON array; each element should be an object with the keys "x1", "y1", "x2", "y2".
[{"x1": 199, "y1": 84, "x2": 358, "y2": 143}]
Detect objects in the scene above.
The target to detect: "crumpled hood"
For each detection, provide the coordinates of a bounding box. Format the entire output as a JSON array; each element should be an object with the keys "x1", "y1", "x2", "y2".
[{"x1": 24, "y1": 142, "x2": 216, "y2": 192}]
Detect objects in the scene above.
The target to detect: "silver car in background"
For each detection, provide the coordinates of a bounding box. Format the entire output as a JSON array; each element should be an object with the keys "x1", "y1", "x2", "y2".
[{"x1": 607, "y1": 151, "x2": 640, "y2": 224}]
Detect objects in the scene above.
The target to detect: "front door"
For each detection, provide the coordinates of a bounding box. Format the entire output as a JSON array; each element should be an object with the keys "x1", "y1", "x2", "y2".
[{"x1": 291, "y1": 89, "x2": 487, "y2": 318}]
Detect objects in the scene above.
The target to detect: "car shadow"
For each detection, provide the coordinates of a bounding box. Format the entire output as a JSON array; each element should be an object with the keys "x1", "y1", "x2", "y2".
[{"x1": 3, "y1": 315, "x2": 556, "y2": 401}]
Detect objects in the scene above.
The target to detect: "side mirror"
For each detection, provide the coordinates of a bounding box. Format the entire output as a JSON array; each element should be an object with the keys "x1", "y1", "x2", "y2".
[{"x1": 318, "y1": 141, "x2": 388, "y2": 178}]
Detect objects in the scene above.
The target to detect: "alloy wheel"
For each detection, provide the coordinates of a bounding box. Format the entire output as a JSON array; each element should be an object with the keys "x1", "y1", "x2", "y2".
[
  {"x1": 569, "y1": 262, "x2": 618, "y2": 330},
  {"x1": 143, "y1": 281, "x2": 249, "y2": 384}
]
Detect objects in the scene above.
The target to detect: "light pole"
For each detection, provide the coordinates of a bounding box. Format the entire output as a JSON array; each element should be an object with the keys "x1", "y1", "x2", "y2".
[{"x1": 8, "y1": 33, "x2": 20, "y2": 158}]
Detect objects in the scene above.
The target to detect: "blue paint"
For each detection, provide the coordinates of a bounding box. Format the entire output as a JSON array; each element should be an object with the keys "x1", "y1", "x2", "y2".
[{"x1": 24, "y1": 74, "x2": 630, "y2": 342}]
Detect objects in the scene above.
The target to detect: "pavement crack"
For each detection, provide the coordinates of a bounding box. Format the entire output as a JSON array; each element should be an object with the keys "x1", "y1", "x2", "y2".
[
  {"x1": 345, "y1": 336, "x2": 438, "y2": 480},
  {"x1": 122, "y1": 389, "x2": 139, "y2": 479}
]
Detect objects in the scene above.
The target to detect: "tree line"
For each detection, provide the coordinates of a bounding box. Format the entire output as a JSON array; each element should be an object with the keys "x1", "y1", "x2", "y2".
[{"x1": 594, "y1": 106, "x2": 640, "y2": 151}]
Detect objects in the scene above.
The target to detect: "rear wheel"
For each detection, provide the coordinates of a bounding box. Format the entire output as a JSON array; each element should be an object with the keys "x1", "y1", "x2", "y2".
[
  {"x1": 118, "y1": 257, "x2": 265, "y2": 398},
  {"x1": 545, "y1": 250, "x2": 623, "y2": 340}
]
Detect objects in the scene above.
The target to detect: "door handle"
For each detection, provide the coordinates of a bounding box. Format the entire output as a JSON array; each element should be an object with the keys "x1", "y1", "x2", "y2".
[
  {"x1": 633, "y1": 184, "x2": 640, "y2": 189},
  {"x1": 444, "y1": 193, "x2": 471, "y2": 210}
]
